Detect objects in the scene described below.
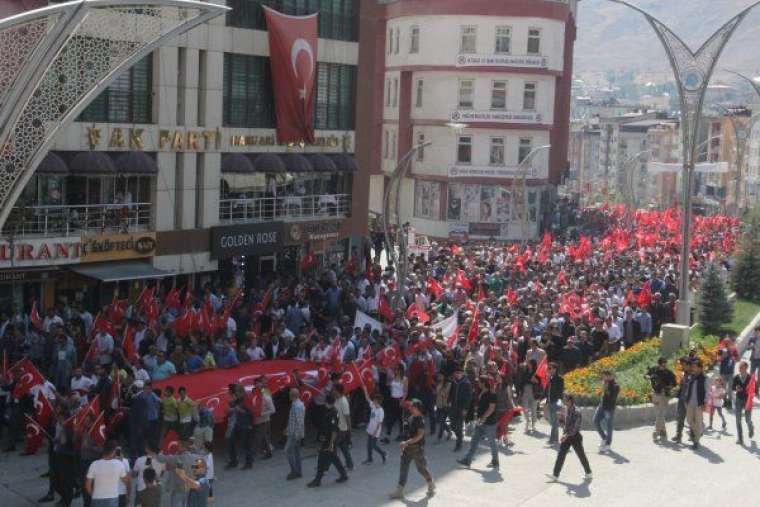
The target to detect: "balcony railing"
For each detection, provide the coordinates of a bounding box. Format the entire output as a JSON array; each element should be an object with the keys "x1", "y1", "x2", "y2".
[
  {"x1": 219, "y1": 194, "x2": 351, "y2": 223},
  {"x1": 2, "y1": 203, "x2": 152, "y2": 237}
]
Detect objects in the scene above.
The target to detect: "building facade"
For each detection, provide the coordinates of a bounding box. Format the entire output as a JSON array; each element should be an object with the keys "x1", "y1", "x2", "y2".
[
  {"x1": 360, "y1": 0, "x2": 579, "y2": 241},
  {"x1": 0, "y1": 0, "x2": 365, "y2": 311}
]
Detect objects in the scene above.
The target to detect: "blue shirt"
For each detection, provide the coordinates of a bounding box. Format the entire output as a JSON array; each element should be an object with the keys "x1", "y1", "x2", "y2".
[
  {"x1": 187, "y1": 477, "x2": 210, "y2": 507},
  {"x1": 216, "y1": 349, "x2": 239, "y2": 368},
  {"x1": 151, "y1": 360, "x2": 176, "y2": 381},
  {"x1": 186, "y1": 355, "x2": 203, "y2": 372}
]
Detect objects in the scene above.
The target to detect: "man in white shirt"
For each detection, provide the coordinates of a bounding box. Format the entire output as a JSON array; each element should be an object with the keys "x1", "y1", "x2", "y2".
[
  {"x1": 115, "y1": 447, "x2": 131, "y2": 506},
  {"x1": 70, "y1": 368, "x2": 95, "y2": 394},
  {"x1": 132, "y1": 443, "x2": 165, "y2": 494},
  {"x1": 246, "y1": 339, "x2": 265, "y2": 361},
  {"x1": 85, "y1": 441, "x2": 128, "y2": 507},
  {"x1": 362, "y1": 392, "x2": 386, "y2": 464},
  {"x1": 333, "y1": 384, "x2": 354, "y2": 470}
]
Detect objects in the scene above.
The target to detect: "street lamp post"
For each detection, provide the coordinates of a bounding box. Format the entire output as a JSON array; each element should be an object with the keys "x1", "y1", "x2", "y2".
[
  {"x1": 609, "y1": 0, "x2": 760, "y2": 325},
  {"x1": 516, "y1": 144, "x2": 551, "y2": 245},
  {"x1": 621, "y1": 149, "x2": 652, "y2": 212}
]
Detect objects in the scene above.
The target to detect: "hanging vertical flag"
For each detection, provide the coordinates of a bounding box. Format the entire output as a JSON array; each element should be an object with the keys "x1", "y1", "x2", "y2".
[{"x1": 263, "y1": 6, "x2": 318, "y2": 143}]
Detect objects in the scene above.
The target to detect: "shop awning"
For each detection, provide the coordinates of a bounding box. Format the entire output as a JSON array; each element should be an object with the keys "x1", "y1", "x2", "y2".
[
  {"x1": 327, "y1": 153, "x2": 358, "y2": 172},
  {"x1": 37, "y1": 152, "x2": 69, "y2": 174},
  {"x1": 69, "y1": 151, "x2": 117, "y2": 174},
  {"x1": 68, "y1": 261, "x2": 173, "y2": 282},
  {"x1": 221, "y1": 153, "x2": 255, "y2": 173},
  {"x1": 115, "y1": 151, "x2": 158, "y2": 174},
  {"x1": 307, "y1": 153, "x2": 338, "y2": 172},
  {"x1": 280, "y1": 153, "x2": 313, "y2": 172},
  {"x1": 252, "y1": 153, "x2": 287, "y2": 173}
]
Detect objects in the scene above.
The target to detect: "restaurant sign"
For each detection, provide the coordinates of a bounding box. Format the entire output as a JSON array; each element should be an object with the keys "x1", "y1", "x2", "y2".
[
  {"x1": 210, "y1": 222, "x2": 284, "y2": 260},
  {"x1": 81, "y1": 233, "x2": 157, "y2": 262}
]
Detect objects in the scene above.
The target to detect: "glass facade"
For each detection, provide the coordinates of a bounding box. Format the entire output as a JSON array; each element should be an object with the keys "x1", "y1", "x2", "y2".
[
  {"x1": 226, "y1": 0, "x2": 358, "y2": 42},
  {"x1": 79, "y1": 55, "x2": 153, "y2": 124},
  {"x1": 223, "y1": 54, "x2": 276, "y2": 128}
]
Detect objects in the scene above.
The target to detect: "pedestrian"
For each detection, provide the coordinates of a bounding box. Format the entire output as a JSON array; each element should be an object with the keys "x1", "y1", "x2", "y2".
[
  {"x1": 448, "y1": 365, "x2": 472, "y2": 452},
  {"x1": 390, "y1": 399, "x2": 435, "y2": 499},
  {"x1": 333, "y1": 383, "x2": 354, "y2": 470},
  {"x1": 644, "y1": 357, "x2": 676, "y2": 442},
  {"x1": 685, "y1": 360, "x2": 706, "y2": 450},
  {"x1": 457, "y1": 376, "x2": 499, "y2": 469},
  {"x1": 307, "y1": 395, "x2": 348, "y2": 488},
  {"x1": 732, "y1": 360, "x2": 755, "y2": 446},
  {"x1": 382, "y1": 364, "x2": 407, "y2": 443},
  {"x1": 546, "y1": 362, "x2": 565, "y2": 445},
  {"x1": 550, "y1": 394, "x2": 592, "y2": 481},
  {"x1": 252, "y1": 377, "x2": 274, "y2": 461},
  {"x1": 202, "y1": 442, "x2": 215, "y2": 503},
  {"x1": 285, "y1": 388, "x2": 305, "y2": 480},
  {"x1": 135, "y1": 468, "x2": 160, "y2": 507},
  {"x1": 114, "y1": 447, "x2": 130, "y2": 507},
  {"x1": 747, "y1": 326, "x2": 760, "y2": 394},
  {"x1": 593, "y1": 370, "x2": 619, "y2": 452},
  {"x1": 517, "y1": 359, "x2": 541, "y2": 434},
  {"x1": 226, "y1": 386, "x2": 253, "y2": 470},
  {"x1": 157, "y1": 438, "x2": 201, "y2": 507},
  {"x1": 362, "y1": 390, "x2": 387, "y2": 465},
  {"x1": 707, "y1": 377, "x2": 727, "y2": 431},
  {"x1": 133, "y1": 444, "x2": 165, "y2": 499},
  {"x1": 174, "y1": 457, "x2": 211, "y2": 507},
  {"x1": 51, "y1": 411, "x2": 77, "y2": 507},
  {"x1": 433, "y1": 373, "x2": 452, "y2": 442},
  {"x1": 85, "y1": 441, "x2": 128, "y2": 507}
]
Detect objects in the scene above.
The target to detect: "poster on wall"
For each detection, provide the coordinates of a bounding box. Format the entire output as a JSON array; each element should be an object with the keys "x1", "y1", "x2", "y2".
[
  {"x1": 414, "y1": 180, "x2": 441, "y2": 220},
  {"x1": 448, "y1": 184, "x2": 481, "y2": 222},
  {"x1": 480, "y1": 186, "x2": 512, "y2": 223}
]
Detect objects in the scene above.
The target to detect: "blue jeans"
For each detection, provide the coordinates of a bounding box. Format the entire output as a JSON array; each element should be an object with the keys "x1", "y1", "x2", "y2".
[
  {"x1": 547, "y1": 401, "x2": 560, "y2": 443},
  {"x1": 285, "y1": 435, "x2": 302, "y2": 475},
  {"x1": 464, "y1": 423, "x2": 498, "y2": 463},
  {"x1": 735, "y1": 399, "x2": 754, "y2": 441},
  {"x1": 91, "y1": 498, "x2": 119, "y2": 507},
  {"x1": 366, "y1": 434, "x2": 386, "y2": 462},
  {"x1": 593, "y1": 407, "x2": 614, "y2": 445}
]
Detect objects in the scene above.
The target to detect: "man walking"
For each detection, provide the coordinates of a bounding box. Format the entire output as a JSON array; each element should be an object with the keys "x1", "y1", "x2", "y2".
[
  {"x1": 733, "y1": 361, "x2": 755, "y2": 446},
  {"x1": 333, "y1": 384, "x2": 354, "y2": 470},
  {"x1": 307, "y1": 395, "x2": 348, "y2": 487},
  {"x1": 285, "y1": 388, "x2": 305, "y2": 480},
  {"x1": 593, "y1": 371, "x2": 619, "y2": 452},
  {"x1": 685, "y1": 360, "x2": 706, "y2": 450},
  {"x1": 646, "y1": 357, "x2": 676, "y2": 441},
  {"x1": 546, "y1": 362, "x2": 565, "y2": 445},
  {"x1": 457, "y1": 376, "x2": 499, "y2": 469},
  {"x1": 390, "y1": 399, "x2": 435, "y2": 499},
  {"x1": 85, "y1": 441, "x2": 128, "y2": 507},
  {"x1": 550, "y1": 394, "x2": 592, "y2": 481},
  {"x1": 448, "y1": 365, "x2": 472, "y2": 452}
]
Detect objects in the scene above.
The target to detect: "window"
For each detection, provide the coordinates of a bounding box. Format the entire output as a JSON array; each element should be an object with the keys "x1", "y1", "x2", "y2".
[
  {"x1": 491, "y1": 81, "x2": 507, "y2": 110},
  {"x1": 394, "y1": 27, "x2": 400, "y2": 54},
  {"x1": 388, "y1": 28, "x2": 393, "y2": 54},
  {"x1": 414, "y1": 180, "x2": 441, "y2": 220},
  {"x1": 313, "y1": 62, "x2": 356, "y2": 130},
  {"x1": 226, "y1": 0, "x2": 357, "y2": 42},
  {"x1": 383, "y1": 130, "x2": 389, "y2": 159},
  {"x1": 490, "y1": 137, "x2": 505, "y2": 165},
  {"x1": 458, "y1": 79, "x2": 474, "y2": 109},
  {"x1": 460, "y1": 25, "x2": 476, "y2": 53},
  {"x1": 410, "y1": 25, "x2": 420, "y2": 53},
  {"x1": 415, "y1": 79, "x2": 424, "y2": 108},
  {"x1": 457, "y1": 135, "x2": 472, "y2": 164},
  {"x1": 385, "y1": 78, "x2": 391, "y2": 107},
  {"x1": 416, "y1": 132, "x2": 425, "y2": 161},
  {"x1": 527, "y1": 28, "x2": 541, "y2": 55},
  {"x1": 495, "y1": 26, "x2": 511, "y2": 54},
  {"x1": 523, "y1": 82, "x2": 536, "y2": 110},
  {"x1": 221, "y1": 53, "x2": 275, "y2": 127},
  {"x1": 518, "y1": 137, "x2": 533, "y2": 163},
  {"x1": 391, "y1": 131, "x2": 397, "y2": 160},
  {"x1": 80, "y1": 54, "x2": 153, "y2": 123},
  {"x1": 392, "y1": 78, "x2": 399, "y2": 107}
]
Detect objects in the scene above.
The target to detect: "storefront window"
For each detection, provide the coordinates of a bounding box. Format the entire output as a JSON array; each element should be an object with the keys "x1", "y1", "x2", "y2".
[
  {"x1": 413, "y1": 180, "x2": 441, "y2": 220},
  {"x1": 448, "y1": 183, "x2": 512, "y2": 224},
  {"x1": 222, "y1": 172, "x2": 350, "y2": 199}
]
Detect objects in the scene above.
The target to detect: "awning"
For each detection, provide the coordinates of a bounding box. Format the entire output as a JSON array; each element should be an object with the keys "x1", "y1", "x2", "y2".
[
  {"x1": 280, "y1": 153, "x2": 313, "y2": 172},
  {"x1": 68, "y1": 261, "x2": 173, "y2": 282},
  {"x1": 307, "y1": 153, "x2": 338, "y2": 172},
  {"x1": 37, "y1": 152, "x2": 69, "y2": 174},
  {"x1": 115, "y1": 151, "x2": 158, "y2": 174},
  {"x1": 327, "y1": 153, "x2": 358, "y2": 172},
  {"x1": 69, "y1": 151, "x2": 117, "y2": 174},
  {"x1": 252, "y1": 153, "x2": 286, "y2": 173},
  {"x1": 221, "y1": 153, "x2": 255, "y2": 173}
]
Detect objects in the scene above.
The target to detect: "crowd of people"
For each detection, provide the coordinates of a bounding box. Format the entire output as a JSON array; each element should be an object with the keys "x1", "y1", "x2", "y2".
[{"x1": 0, "y1": 205, "x2": 750, "y2": 505}]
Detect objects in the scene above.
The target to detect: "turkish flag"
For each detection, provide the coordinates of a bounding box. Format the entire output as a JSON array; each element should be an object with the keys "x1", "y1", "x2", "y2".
[
  {"x1": 357, "y1": 360, "x2": 375, "y2": 394},
  {"x1": 263, "y1": 6, "x2": 318, "y2": 143},
  {"x1": 174, "y1": 310, "x2": 193, "y2": 338},
  {"x1": 88, "y1": 411, "x2": 107, "y2": 447},
  {"x1": 9, "y1": 359, "x2": 45, "y2": 399},
  {"x1": 165, "y1": 288, "x2": 182, "y2": 312},
  {"x1": 30, "y1": 302, "x2": 42, "y2": 330},
  {"x1": 122, "y1": 326, "x2": 139, "y2": 364},
  {"x1": 535, "y1": 357, "x2": 549, "y2": 390},
  {"x1": 299, "y1": 383, "x2": 321, "y2": 405},
  {"x1": 426, "y1": 278, "x2": 444, "y2": 299},
  {"x1": 161, "y1": 429, "x2": 181, "y2": 455},
  {"x1": 33, "y1": 389, "x2": 54, "y2": 427},
  {"x1": 405, "y1": 303, "x2": 430, "y2": 324},
  {"x1": 377, "y1": 345, "x2": 401, "y2": 370},
  {"x1": 746, "y1": 373, "x2": 757, "y2": 411},
  {"x1": 106, "y1": 298, "x2": 128, "y2": 324},
  {"x1": 266, "y1": 373, "x2": 294, "y2": 395},
  {"x1": 378, "y1": 295, "x2": 394, "y2": 322},
  {"x1": 24, "y1": 415, "x2": 46, "y2": 455},
  {"x1": 245, "y1": 388, "x2": 264, "y2": 419},
  {"x1": 339, "y1": 363, "x2": 363, "y2": 394}
]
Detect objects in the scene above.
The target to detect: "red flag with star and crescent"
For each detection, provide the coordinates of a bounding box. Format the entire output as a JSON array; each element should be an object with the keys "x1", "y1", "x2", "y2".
[{"x1": 263, "y1": 6, "x2": 318, "y2": 143}]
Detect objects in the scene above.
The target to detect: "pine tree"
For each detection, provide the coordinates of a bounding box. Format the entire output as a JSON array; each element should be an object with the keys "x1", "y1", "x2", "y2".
[
  {"x1": 733, "y1": 214, "x2": 760, "y2": 302},
  {"x1": 700, "y1": 263, "x2": 733, "y2": 333}
]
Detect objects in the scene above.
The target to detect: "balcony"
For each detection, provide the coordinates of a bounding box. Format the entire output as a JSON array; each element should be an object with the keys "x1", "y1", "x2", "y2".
[
  {"x1": 2, "y1": 203, "x2": 152, "y2": 238},
  {"x1": 219, "y1": 194, "x2": 351, "y2": 223}
]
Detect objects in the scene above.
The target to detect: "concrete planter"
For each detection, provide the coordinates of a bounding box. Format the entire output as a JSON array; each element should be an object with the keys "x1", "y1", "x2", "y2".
[{"x1": 576, "y1": 398, "x2": 678, "y2": 430}]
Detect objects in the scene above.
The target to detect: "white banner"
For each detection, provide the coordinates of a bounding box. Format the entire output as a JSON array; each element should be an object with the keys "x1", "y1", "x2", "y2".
[
  {"x1": 456, "y1": 53, "x2": 548, "y2": 69},
  {"x1": 449, "y1": 165, "x2": 547, "y2": 179},
  {"x1": 354, "y1": 310, "x2": 383, "y2": 333},
  {"x1": 450, "y1": 110, "x2": 544, "y2": 124},
  {"x1": 432, "y1": 312, "x2": 458, "y2": 338},
  {"x1": 647, "y1": 161, "x2": 730, "y2": 174}
]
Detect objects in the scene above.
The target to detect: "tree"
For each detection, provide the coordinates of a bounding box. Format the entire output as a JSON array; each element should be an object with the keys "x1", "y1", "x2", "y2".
[
  {"x1": 733, "y1": 212, "x2": 760, "y2": 302},
  {"x1": 700, "y1": 263, "x2": 733, "y2": 333}
]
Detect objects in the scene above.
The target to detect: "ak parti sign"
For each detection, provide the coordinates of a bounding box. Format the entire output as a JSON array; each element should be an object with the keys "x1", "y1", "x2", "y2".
[{"x1": 263, "y1": 6, "x2": 318, "y2": 144}]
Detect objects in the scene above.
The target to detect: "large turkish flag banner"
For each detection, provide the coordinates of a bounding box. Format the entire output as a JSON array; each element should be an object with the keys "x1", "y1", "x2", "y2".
[{"x1": 264, "y1": 6, "x2": 318, "y2": 144}]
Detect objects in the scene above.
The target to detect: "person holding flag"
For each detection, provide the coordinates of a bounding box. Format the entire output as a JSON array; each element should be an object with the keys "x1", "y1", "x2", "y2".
[{"x1": 733, "y1": 361, "x2": 755, "y2": 446}]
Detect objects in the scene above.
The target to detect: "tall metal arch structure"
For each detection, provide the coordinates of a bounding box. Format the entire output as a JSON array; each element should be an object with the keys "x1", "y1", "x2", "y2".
[{"x1": 0, "y1": 0, "x2": 227, "y2": 230}]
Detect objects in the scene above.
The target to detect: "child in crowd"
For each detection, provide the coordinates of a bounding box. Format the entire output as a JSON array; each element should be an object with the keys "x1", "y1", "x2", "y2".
[{"x1": 708, "y1": 376, "x2": 727, "y2": 430}]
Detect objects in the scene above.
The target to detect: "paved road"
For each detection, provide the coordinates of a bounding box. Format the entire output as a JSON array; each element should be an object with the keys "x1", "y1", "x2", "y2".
[{"x1": 2, "y1": 409, "x2": 759, "y2": 507}]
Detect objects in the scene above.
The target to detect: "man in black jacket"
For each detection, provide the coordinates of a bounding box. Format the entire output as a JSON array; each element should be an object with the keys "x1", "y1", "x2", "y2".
[
  {"x1": 733, "y1": 360, "x2": 755, "y2": 446},
  {"x1": 546, "y1": 363, "x2": 565, "y2": 445},
  {"x1": 448, "y1": 365, "x2": 472, "y2": 452},
  {"x1": 646, "y1": 357, "x2": 676, "y2": 441},
  {"x1": 684, "y1": 360, "x2": 706, "y2": 450}
]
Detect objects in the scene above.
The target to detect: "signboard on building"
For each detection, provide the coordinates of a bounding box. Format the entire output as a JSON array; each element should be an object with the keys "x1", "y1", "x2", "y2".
[
  {"x1": 210, "y1": 222, "x2": 284, "y2": 260},
  {"x1": 449, "y1": 165, "x2": 521, "y2": 179},
  {"x1": 0, "y1": 237, "x2": 82, "y2": 268},
  {"x1": 456, "y1": 54, "x2": 548, "y2": 69},
  {"x1": 81, "y1": 233, "x2": 157, "y2": 263},
  {"x1": 450, "y1": 110, "x2": 543, "y2": 124},
  {"x1": 286, "y1": 221, "x2": 341, "y2": 244}
]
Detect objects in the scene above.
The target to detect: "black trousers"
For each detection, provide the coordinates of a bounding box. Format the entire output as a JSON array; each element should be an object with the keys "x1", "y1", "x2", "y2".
[
  {"x1": 450, "y1": 409, "x2": 465, "y2": 446},
  {"x1": 674, "y1": 401, "x2": 686, "y2": 438},
  {"x1": 315, "y1": 448, "x2": 347, "y2": 480},
  {"x1": 52, "y1": 453, "x2": 77, "y2": 506},
  {"x1": 553, "y1": 433, "x2": 591, "y2": 477},
  {"x1": 228, "y1": 426, "x2": 253, "y2": 465}
]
